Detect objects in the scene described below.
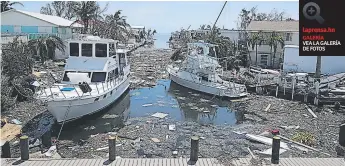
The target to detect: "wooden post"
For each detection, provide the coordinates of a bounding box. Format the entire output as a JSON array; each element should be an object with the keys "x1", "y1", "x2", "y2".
[
  {"x1": 41, "y1": 130, "x2": 52, "y2": 148},
  {"x1": 271, "y1": 136, "x2": 280, "y2": 164},
  {"x1": 339, "y1": 123, "x2": 345, "y2": 147},
  {"x1": 292, "y1": 76, "x2": 295, "y2": 100},
  {"x1": 190, "y1": 136, "x2": 199, "y2": 162},
  {"x1": 20, "y1": 135, "x2": 29, "y2": 160},
  {"x1": 283, "y1": 78, "x2": 286, "y2": 95},
  {"x1": 1, "y1": 141, "x2": 11, "y2": 158},
  {"x1": 108, "y1": 135, "x2": 116, "y2": 161},
  {"x1": 304, "y1": 93, "x2": 308, "y2": 103},
  {"x1": 275, "y1": 86, "x2": 278, "y2": 97}
]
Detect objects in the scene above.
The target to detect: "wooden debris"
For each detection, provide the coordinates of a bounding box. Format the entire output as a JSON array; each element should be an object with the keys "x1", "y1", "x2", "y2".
[
  {"x1": 305, "y1": 105, "x2": 318, "y2": 118},
  {"x1": 0, "y1": 123, "x2": 22, "y2": 146},
  {"x1": 279, "y1": 135, "x2": 330, "y2": 156},
  {"x1": 151, "y1": 138, "x2": 160, "y2": 143},
  {"x1": 264, "y1": 104, "x2": 271, "y2": 112}
]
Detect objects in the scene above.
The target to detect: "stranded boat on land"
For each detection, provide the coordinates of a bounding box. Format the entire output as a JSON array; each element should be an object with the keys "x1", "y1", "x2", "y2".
[
  {"x1": 36, "y1": 35, "x2": 130, "y2": 123},
  {"x1": 166, "y1": 42, "x2": 247, "y2": 98}
]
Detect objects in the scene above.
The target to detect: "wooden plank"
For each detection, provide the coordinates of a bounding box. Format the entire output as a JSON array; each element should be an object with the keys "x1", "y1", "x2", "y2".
[
  {"x1": 264, "y1": 104, "x2": 271, "y2": 112},
  {"x1": 0, "y1": 123, "x2": 22, "y2": 146},
  {"x1": 305, "y1": 105, "x2": 318, "y2": 118}
]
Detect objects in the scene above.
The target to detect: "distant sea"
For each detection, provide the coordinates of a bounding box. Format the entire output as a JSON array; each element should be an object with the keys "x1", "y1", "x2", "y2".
[{"x1": 153, "y1": 33, "x2": 171, "y2": 49}]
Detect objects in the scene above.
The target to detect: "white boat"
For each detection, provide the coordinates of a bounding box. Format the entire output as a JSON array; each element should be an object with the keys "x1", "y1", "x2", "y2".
[
  {"x1": 166, "y1": 42, "x2": 247, "y2": 98},
  {"x1": 35, "y1": 35, "x2": 130, "y2": 123}
]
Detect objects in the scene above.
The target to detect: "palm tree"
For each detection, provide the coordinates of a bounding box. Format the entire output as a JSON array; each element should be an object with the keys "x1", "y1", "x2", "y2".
[
  {"x1": 104, "y1": 10, "x2": 131, "y2": 42},
  {"x1": 28, "y1": 35, "x2": 65, "y2": 64},
  {"x1": 1, "y1": 1, "x2": 23, "y2": 12},
  {"x1": 71, "y1": 1, "x2": 108, "y2": 34},
  {"x1": 267, "y1": 31, "x2": 284, "y2": 68},
  {"x1": 315, "y1": 56, "x2": 322, "y2": 80},
  {"x1": 247, "y1": 31, "x2": 264, "y2": 66}
]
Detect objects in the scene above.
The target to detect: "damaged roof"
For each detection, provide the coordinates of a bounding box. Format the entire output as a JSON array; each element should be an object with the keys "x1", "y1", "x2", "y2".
[{"x1": 247, "y1": 21, "x2": 299, "y2": 32}]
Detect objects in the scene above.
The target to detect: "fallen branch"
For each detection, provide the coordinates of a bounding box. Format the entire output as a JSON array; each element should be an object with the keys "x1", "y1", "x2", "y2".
[{"x1": 279, "y1": 135, "x2": 331, "y2": 156}]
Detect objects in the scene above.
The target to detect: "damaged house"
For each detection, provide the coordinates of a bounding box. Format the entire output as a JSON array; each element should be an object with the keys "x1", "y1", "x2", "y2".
[{"x1": 246, "y1": 21, "x2": 299, "y2": 69}]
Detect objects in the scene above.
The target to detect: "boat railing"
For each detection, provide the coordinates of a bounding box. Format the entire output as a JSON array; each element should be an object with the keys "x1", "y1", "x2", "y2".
[{"x1": 37, "y1": 75, "x2": 125, "y2": 100}]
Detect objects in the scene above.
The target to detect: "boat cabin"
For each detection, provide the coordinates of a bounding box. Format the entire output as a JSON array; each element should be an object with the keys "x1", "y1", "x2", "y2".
[{"x1": 61, "y1": 35, "x2": 129, "y2": 84}]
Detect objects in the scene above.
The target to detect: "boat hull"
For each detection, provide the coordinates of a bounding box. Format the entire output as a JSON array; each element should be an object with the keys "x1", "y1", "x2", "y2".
[
  {"x1": 168, "y1": 69, "x2": 247, "y2": 98},
  {"x1": 47, "y1": 77, "x2": 130, "y2": 123}
]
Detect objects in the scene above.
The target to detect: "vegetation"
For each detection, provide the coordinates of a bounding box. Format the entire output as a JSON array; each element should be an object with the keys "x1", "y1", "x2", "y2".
[
  {"x1": 291, "y1": 131, "x2": 316, "y2": 147},
  {"x1": 28, "y1": 35, "x2": 66, "y2": 64},
  {"x1": 1, "y1": 37, "x2": 36, "y2": 111},
  {"x1": 1, "y1": 1, "x2": 23, "y2": 12}
]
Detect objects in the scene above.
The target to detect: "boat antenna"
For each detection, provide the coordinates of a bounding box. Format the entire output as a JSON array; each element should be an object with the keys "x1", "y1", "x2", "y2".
[{"x1": 212, "y1": 1, "x2": 227, "y2": 33}]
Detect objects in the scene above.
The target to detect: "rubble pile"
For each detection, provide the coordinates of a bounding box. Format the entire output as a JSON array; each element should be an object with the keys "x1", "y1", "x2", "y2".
[{"x1": 129, "y1": 48, "x2": 173, "y2": 88}]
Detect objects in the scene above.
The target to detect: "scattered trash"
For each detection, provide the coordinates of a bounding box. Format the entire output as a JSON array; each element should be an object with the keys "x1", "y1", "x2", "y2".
[
  {"x1": 257, "y1": 148, "x2": 287, "y2": 155},
  {"x1": 151, "y1": 112, "x2": 168, "y2": 118},
  {"x1": 264, "y1": 104, "x2": 271, "y2": 112},
  {"x1": 84, "y1": 126, "x2": 96, "y2": 130},
  {"x1": 245, "y1": 134, "x2": 290, "y2": 150},
  {"x1": 168, "y1": 124, "x2": 176, "y2": 131},
  {"x1": 142, "y1": 104, "x2": 153, "y2": 107},
  {"x1": 44, "y1": 145, "x2": 57, "y2": 157},
  {"x1": 11, "y1": 119, "x2": 22, "y2": 125},
  {"x1": 151, "y1": 138, "x2": 161, "y2": 143},
  {"x1": 102, "y1": 114, "x2": 118, "y2": 119},
  {"x1": 280, "y1": 125, "x2": 300, "y2": 130},
  {"x1": 96, "y1": 147, "x2": 108, "y2": 151},
  {"x1": 29, "y1": 139, "x2": 40, "y2": 148}
]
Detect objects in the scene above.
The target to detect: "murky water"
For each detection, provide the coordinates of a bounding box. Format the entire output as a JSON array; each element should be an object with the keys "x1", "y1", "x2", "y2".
[{"x1": 57, "y1": 80, "x2": 237, "y2": 140}]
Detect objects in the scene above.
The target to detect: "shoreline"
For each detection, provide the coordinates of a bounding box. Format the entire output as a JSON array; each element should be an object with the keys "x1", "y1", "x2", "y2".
[{"x1": 1, "y1": 47, "x2": 344, "y2": 160}]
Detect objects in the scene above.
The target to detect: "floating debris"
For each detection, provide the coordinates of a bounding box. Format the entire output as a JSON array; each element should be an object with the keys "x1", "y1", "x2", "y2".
[
  {"x1": 151, "y1": 112, "x2": 168, "y2": 119},
  {"x1": 142, "y1": 103, "x2": 153, "y2": 107}
]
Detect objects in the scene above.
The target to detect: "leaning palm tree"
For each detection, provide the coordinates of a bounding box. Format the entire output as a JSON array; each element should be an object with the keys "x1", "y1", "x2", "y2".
[
  {"x1": 28, "y1": 35, "x2": 65, "y2": 64},
  {"x1": 267, "y1": 31, "x2": 284, "y2": 68},
  {"x1": 1, "y1": 1, "x2": 23, "y2": 12},
  {"x1": 71, "y1": 1, "x2": 108, "y2": 34},
  {"x1": 247, "y1": 31, "x2": 264, "y2": 66}
]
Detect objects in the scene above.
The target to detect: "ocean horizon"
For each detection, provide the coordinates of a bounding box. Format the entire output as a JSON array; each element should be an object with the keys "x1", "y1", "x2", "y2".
[{"x1": 154, "y1": 33, "x2": 171, "y2": 49}]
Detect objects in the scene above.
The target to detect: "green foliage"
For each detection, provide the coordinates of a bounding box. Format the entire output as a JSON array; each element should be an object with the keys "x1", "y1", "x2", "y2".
[
  {"x1": 28, "y1": 35, "x2": 65, "y2": 64},
  {"x1": 1, "y1": 37, "x2": 36, "y2": 111},
  {"x1": 291, "y1": 131, "x2": 316, "y2": 146}
]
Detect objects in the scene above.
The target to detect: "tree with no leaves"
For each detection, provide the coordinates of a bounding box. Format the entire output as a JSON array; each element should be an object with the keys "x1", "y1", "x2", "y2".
[{"x1": 40, "y1": 1, "x2": 77, "y2": 20}]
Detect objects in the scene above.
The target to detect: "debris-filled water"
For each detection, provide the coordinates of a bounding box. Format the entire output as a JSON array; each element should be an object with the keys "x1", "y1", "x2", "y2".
[{"x1": 56, "y1": 79, "x2": 237, "y2": 142}]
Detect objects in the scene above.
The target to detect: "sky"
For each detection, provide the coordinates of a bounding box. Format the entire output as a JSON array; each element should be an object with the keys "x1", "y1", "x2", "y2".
[{"x1": 15, "y1": 1, "x2": 299, "y2": 34}]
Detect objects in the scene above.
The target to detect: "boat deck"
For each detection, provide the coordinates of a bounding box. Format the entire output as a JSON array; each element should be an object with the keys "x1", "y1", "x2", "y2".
[
  {"x1": 36, "y1": 77, "x2": 124, "y2": 100},
  {"x1": 1, "y1": 158, "x2": 344, "y2": 166}
]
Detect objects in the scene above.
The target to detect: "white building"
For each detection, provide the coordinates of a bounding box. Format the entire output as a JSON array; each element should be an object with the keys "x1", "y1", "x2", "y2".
[
  {"x1": 1, "y1": 9, "x2": 83, "y2": 59},
  {"x1": 247, "y1": 21, "x2": 299, "y2": 68},
  {"x1": 219, "y1": 29, "x2": 242, "y2": 42}
]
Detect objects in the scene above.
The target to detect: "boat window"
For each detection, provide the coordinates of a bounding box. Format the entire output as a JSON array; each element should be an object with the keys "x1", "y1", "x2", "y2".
[
  {"x1": 201, "y1": 76, "x2": 208, "y2": 81},
  {"x1": 82, "y1": 44, "x2": 93, "y2": 57},
  {"x1": 96, "y1": 44, "x2": 107, "y2": 57},
  {"x1": 77, "y1": 71, "x2": 91, "y2": 77},
  {"x1": 70, "y1": 43, "x2": 79, "y2": 57},
  {"x1": 63, "y1": 71, "x2": 76, "y2": 81},
  {"x1": 91, "y1": 72, "x2": 106, "y2": 82}
]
